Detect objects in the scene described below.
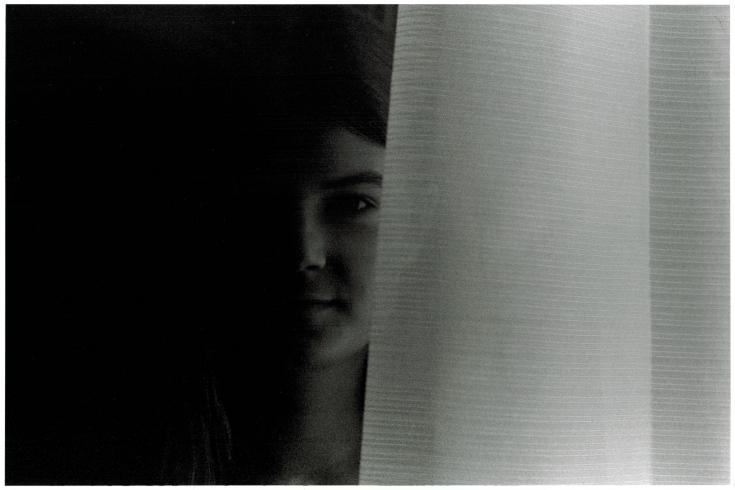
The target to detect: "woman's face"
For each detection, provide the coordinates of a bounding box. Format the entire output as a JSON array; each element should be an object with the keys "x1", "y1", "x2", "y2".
[{"x1": 257, "y1": 126, "x2": 385, "y2": 366}]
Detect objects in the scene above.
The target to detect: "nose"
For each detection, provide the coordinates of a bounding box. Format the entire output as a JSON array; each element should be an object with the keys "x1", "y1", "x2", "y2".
[{"x1": 296, "y1": 205, "x2": 327, "y2": 272}]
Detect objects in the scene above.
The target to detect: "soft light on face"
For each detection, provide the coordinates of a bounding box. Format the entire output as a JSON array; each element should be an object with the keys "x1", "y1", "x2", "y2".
[{"x1": 279, "y1": 126, "x2": 385, "y2": 366}]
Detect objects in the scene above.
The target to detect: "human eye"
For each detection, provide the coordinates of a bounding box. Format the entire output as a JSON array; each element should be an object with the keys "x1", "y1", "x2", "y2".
[{"x1": 323, "y1": 193, "x2": 380, "y2": 222}]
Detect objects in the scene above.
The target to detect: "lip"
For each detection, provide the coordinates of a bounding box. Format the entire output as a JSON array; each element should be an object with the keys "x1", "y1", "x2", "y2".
[
  {"x1": 295, "y1": 298, "x2": 341, "y2": 308},
  {"x1": 286, "y1": 298, "x2": 346, "y2": 330},
  {"x1": 292, "y1": 296, "x2": 349, "y2": 313}
]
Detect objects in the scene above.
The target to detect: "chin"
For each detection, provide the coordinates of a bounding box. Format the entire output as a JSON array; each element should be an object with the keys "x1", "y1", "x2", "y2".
[{"x1": 295, "y1": 321, "x2": 370, "y2": 367}]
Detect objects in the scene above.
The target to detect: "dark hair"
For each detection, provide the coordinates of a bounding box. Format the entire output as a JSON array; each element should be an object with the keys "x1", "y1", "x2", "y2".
[
  {"x1": 160, "y1": 6, "x2": 397, "y2": 484},
  {"x1": 160, "y1": 372, "x2": 233, "y2": 484}
]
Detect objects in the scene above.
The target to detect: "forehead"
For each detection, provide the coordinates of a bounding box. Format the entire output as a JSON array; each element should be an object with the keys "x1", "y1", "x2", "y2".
[{"x1": 269, "y1": 127, "x2": 386, "y2": 185}]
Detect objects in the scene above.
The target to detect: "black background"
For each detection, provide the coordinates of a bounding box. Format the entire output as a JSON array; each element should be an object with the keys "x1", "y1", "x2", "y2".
[
  {"x1": 6, "y1": 6, "x2": 301, "y2": 484},
  {"x1": 7, "y1": 6, "x2": 217, "y2": 483}
]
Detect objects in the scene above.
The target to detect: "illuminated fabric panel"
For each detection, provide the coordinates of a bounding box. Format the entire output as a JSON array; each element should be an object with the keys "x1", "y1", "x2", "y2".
[
  {"x1": 649, "y1": 6, "x2": 729, "y2": 484},
  {"x1": 361, "y1": 6, "x2": 652, "y2": 484}
]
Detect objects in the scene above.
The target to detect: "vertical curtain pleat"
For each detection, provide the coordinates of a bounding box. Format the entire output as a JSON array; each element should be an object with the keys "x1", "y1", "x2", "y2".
[
  {"x1": 361, "y1": 6, "x2": 652, "y2": 484},
  {"x1": 649, "y1": 6, "x2": 730, "y2": 484}
]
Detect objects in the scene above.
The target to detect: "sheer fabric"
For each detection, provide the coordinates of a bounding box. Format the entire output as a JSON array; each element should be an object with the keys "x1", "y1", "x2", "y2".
[{"x1": 361, "y1": 6, "x2": 728, "y2": 484}]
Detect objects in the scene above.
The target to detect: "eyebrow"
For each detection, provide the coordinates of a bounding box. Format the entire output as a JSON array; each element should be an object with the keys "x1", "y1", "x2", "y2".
[{"x1": 320, "y1": 171, "x2": 383, "y2": 190}]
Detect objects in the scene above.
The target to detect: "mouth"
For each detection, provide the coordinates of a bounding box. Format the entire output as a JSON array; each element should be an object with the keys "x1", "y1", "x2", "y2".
[
  {"x1": 290, "y1": 296, "x2": 349, "y2": 321},
  {"x1": 295, "y1": 298, "x2": 343, "y2": 310}
]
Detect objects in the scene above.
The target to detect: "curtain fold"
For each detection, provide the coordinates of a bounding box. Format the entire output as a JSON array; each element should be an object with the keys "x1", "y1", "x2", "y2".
[
  {"x1": 649, "y1": 6, "x2": 729, "y2": 484},
  {"x1": 361, "y1": 6, "x2": 652, "y2": 484},
  {"x1": 362, "y1": 6, "x2": 728, "y2": 484}
]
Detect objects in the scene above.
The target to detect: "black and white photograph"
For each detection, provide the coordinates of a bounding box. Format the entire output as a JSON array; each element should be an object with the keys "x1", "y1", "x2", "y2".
[{"x1": 4, "y1": 2, "x2": 730, "y2": 485}]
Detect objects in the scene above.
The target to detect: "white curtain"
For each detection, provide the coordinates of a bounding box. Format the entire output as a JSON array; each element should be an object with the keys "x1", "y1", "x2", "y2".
[
  {"x1": 649, "y1": 6, "x2": 729, "y2": 484},
  {"x1": 361, "y1": 6, "x2": 727, "y2": 484}
]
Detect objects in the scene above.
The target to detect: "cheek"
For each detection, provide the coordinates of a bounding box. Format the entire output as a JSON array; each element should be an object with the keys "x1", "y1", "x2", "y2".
[{"x1": 331, "y1": 222, "x2": 379, "y2": 309}]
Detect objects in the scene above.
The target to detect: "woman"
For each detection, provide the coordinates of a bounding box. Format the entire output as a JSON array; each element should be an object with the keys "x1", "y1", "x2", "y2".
[{"x1": 160, "y1": 6, "x2": 396, "y2": 484}]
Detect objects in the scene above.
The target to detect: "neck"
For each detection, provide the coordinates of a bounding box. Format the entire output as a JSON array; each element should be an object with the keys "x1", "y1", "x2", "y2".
[{"x1": 275, "y1": 348, "x2": 368, "y2": 483}]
